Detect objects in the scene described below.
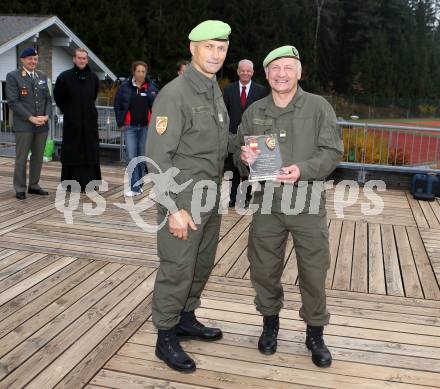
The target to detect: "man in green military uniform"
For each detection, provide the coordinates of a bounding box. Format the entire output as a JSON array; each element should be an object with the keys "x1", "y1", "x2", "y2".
[
  {"x1": 232, "y1": 45, "x2": 343, "y2": 367},
  {"x1": 146, "y1": 20, "x2": 231, "y2": 373}
]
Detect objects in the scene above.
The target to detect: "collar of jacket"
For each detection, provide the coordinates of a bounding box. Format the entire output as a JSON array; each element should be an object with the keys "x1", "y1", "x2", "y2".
[
  {"x1": 184, "y1": 64, "x2": 221, "y2": 98},
  {"x1": 21, "y1": 67, "x2": 39, "y2": 79},
  {"x1": 130, "y1": 76, "x2": 148, "y2": 89},
  {"x1": 263, "y1": 86, "x2": 305, "y2": 117},
  {"x1": 73, "y1": 64, "x2": 91, "y2": 76}
]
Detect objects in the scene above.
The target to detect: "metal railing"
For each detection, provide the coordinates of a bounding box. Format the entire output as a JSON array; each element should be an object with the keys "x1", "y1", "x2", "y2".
[
  {"x1": 2, "y1": 99, "x2": 440, "y2": 173},
  {"x1": 51, "y1": 105, "x2": 124, "y2": 159},
  {"x1": 1, "y1": 100, "x2": 124, "y2": 160},
  {"x1": 339, "y1": 120, "x2": 440, "y2": 174}
]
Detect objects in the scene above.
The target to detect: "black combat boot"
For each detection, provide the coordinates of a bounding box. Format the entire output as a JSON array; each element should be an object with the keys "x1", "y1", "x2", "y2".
[
  {"x1": 155, "y1": 328, "x2": 196, "y2": 373},
  {"x1": 258, "y1": 315, "x2": 279, "y2": 355},
  {"x1": 305, "y1": 325, "x2": 332, "y2": 367},
  {"x1": 176, "y1": 310, "x2": 223, "y2": 341}
]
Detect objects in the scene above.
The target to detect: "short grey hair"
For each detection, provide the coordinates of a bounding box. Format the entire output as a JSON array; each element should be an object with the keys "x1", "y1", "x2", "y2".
[{"x1": 238, "y1": 59, "x2": 254, "y2": 69}]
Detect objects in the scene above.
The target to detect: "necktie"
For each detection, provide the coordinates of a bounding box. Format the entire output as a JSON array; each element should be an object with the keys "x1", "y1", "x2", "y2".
[{"x1": 240, "y1": 85, "x2": 247, "y2": 109}]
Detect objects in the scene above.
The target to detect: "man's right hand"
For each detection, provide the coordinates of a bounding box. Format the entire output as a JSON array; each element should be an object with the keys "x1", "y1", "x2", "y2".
[{"x1": 168, "y1": 209, "x2": 197, "y2": 240}]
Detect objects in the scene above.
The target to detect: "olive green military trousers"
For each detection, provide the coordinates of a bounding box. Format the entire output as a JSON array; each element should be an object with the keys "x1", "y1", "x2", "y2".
[
  {"x1": 248, "y1": 209, "x2": 330, "y2": 326},
  {"x1": 152, "y1": 207, "x2": 221, "y2": 330}
]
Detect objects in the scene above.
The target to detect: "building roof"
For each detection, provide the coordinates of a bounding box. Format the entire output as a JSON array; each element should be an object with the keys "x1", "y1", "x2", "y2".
[
  {"x1": 0, "y1": 15, "x2": 116, "y2": 81},
  {"x1": 0, "y1": 15, "x2": 52, "y2": 46}
]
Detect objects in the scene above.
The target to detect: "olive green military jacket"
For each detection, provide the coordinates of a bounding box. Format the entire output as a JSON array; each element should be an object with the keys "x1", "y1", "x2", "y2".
[
  {"x1": 231, "y1": 86, "x2": 343, "y2": 212},
  {"x1": 146, "y1": 65, "x2": 229, "y2": 213}
]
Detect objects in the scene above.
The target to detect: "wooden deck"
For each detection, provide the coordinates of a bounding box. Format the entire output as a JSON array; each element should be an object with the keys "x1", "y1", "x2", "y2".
[{"x1": 0, "y1": 157, "x2": 439, "y2": 388}]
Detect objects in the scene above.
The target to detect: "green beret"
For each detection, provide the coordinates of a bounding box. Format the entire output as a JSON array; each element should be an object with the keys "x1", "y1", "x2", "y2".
[
  {"x1": 263, "y1": 45, "x2": 300, "y2": 68},
  {"x1": 188, "y1": 20, "x2": 231, "y2": 42}
]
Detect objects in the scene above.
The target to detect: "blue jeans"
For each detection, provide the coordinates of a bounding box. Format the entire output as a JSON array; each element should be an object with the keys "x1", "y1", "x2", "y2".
[{"x1": 124, "y1": 125, "x2": 147, "y2": 192}]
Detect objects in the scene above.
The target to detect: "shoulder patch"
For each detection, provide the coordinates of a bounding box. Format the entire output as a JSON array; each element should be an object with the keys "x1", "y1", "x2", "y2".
[{"x1": 155, "y1": 116, "x2": 168, "y2": 135}]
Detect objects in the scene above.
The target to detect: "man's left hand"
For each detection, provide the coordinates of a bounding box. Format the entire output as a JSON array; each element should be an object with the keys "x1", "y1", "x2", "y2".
[{"x1": 276, "y1": 164, "x2": 301, "y2": 183}]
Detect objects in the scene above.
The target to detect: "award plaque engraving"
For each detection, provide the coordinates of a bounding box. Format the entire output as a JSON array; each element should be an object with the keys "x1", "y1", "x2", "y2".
[{"x1": 244, "y1": 134, "x2": 283, "y2": 181}]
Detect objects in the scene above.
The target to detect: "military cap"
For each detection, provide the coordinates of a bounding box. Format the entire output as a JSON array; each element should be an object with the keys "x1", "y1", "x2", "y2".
[
  {"x1": 188, "y1": 20, "x2": 231, "y2": 42},
  {"x1": 263, "y1": 45, "x2": 300, "y2": 68},
  {"x1": 20, "y1": 47, "x2": 38, "y2": 58}
]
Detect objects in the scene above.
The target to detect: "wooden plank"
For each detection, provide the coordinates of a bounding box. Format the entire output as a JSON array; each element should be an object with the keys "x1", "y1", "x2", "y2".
[
  {"x1": 350, "y1": 221, "x2": 368, "y2": 293},
  {"x1": 0, "y1": 267, "x2": 153, "y2": 388},
  {"x1": 132, "y1": 327, "x2": 440, "y2": 388},
  {"x1": 429, "y1": 200, "x2": 440, "y2": 226},
  {"x1": 206, "y1": 278, "x2": 440, "y2": 323},
  {"x1": 54, "y1": 294, "x2": 154, "y2": 389},
  {"x1": 325, "y1": 219, "x2": 342, "y2": 288},
  {"x1": 381, "y1": 225, "x2": 404, "y2": 296},
  {"x1": 0, "y1": 262, "x2": 123, "y2": 355},
  {"x1": 332, "y1": 221, "x2": 355, "y2": 290},
  {"x1": 419, "y1": 200, "x2": 440, "y2": 229},
  {"x1": 212, "y1": 227, "x2": 249, "y2": 276},
  {"x1": 368, "y1": 223, "x2": 386, "y2": 294},
  {"x1": 0, "y1": 252, "x2": 48, "y2": 282},
  {"x1": 214, "y1": 215, "x2": 251, "y2": 263},
  {"x1": 23, "y1": 270, "x2": 155, "y2": 389},
  {"x1": 0, "y1": 249, "x2": 18, "y2": 262},
  {"x1": 0, "y1": 203, "x2": 55, "y2": 234},
  {"x1": 201, "y1": 288, "x2": 440, "y2": 327},
  {"x1": 281, "y1": 237, "x2": 297, "y2": 285},
  {"x1": 0, "y1": 250, "x2": 31, "y2": 272},
  {"x1": 196, "y1": 298, "x2": 440, "y2": 340},
  {"x1": 408, "y1": 227, "x2": 440, "y2": 299},
  {"x1": 0, "y1": 254, "x2": 55, "y2": 294},
  {"x1": 91, "y1": 369, "x2": 208, "y2": 389},
  {"x1": 394, "y1": 226, "x2": 424, "y2": 298},
  {"x1": 207, "y1": 274, "x2": 440, "y2": 311},
  {"x1": 226, "y1": 249, "x2": 250, "y2": 279},
  {"x1": 0, "y1": 259, "x2": 95, "y2": 325},
  {"x1": 0, "y1": 238, "x2": 158, "y2": 267},
  {"x1": 406, "y1": 192, "x2": 429, "y2": 228},
  {"x1": 105, "y1": 354, "x2": 318, "y2": 389},
  {"x1": 116, "y1": 342, "x2": 427, "y2": 389},
  {"x1": 0, "y1": 256, "x2": 77, "y2": 306}
]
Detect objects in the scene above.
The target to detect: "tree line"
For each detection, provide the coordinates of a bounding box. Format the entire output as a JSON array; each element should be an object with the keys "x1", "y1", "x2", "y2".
[{"x1": 2, "y1": 0, "x2": 440, "y2": 99}]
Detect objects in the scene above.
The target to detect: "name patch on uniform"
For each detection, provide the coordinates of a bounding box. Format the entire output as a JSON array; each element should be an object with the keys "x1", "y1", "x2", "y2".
[
  {"x1": 218, "y1": 113, "x2": 224, "y2": 123},
  {"x1": 253, "y1": 118, "x2": 273, "y2": 126},
  {"x1": 38, "y1": 79, "x2": 46, "y2": 85},
  {"x1": 140, "y1": 92, "x2": 146, "y2": 96},
  {"x1": 155, "y1": 117, "x2": 168, "y2": 135}
]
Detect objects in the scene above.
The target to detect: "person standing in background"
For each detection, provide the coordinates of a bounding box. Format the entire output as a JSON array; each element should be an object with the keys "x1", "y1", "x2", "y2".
[
  {"x1": 114, "y1": 61, "x2": 158, "y2": 196},
  {"x1": 6, "y1": 47, "x2": 51, "y2": 200},
  {"x1": 54, "y1": 48, "x2": 101, "y2": 192},
  {"x1": 223, "y1": 59, "x2": 267, "y2": 208},
  {"x1": 176, "y1": 59, "x2": 189, "y2": 76}
]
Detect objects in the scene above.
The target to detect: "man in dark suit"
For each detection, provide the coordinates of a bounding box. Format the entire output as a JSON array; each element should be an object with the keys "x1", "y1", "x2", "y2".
[
  {"x1": 223, "y1": 59, "x2": 267, "y2": 208},
  {"x1": 6, "y1": 47, "x2": 52, "y2": 200}
]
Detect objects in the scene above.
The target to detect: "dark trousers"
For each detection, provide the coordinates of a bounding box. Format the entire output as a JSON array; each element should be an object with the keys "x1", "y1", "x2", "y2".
[
  {"x1": 230, "y1": 166, "x2": 252, "y2": 203},
  {"x1": 225, "y1": 154, "x2": 252, "y2": 204},
  {"x1": 14, "y1": 131, "x2": 48, "y2": 193}
]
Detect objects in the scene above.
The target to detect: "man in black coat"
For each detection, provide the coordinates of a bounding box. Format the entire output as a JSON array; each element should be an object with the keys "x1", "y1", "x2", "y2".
[
  {"x1": 223, "y1": 59, "x2": 268, "y2": 208},
  {"x1": 54, "y1": 48, "x2": 101, "y2": 192}
]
